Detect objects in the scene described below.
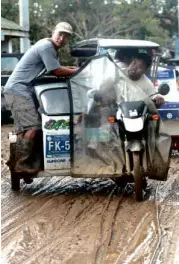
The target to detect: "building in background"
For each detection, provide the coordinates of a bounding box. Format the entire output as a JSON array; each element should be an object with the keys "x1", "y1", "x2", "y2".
[{"x1": 1, "y1": 17, "x2": 29, "y2": 53}]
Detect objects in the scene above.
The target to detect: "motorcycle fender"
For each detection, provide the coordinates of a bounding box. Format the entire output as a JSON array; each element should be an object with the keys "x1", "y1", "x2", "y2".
[{"x1": 126, "y1": 140, "x2": 145, "y2": 152}]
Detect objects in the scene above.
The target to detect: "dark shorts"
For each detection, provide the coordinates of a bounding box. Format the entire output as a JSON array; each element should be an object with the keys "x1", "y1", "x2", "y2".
[{"x1": 4, "y1": 93, "x2": 41, "y2": 133}]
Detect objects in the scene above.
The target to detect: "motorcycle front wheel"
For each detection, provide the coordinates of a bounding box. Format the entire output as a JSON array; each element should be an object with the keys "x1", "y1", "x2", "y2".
[{"x1": 133, "y1": 152, "x2": 143, "y2": 201}]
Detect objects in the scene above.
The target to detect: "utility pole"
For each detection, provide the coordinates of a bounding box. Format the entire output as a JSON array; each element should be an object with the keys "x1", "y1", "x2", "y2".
[{"x1": 19, "y1": 0, "x2": 30, "y2": 52}]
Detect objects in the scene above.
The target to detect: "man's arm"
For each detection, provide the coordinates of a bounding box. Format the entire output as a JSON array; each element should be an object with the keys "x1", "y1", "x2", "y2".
[
  {"x1": 52, "y1": 66, "x2": 79, "y2": 77},
  {"x1": 143, "y1": 75, "x2": 165, "y2": 105}
]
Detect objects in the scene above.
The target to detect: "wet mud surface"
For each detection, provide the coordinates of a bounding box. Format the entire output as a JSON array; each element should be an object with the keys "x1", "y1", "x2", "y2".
[{"x1": 1, "y1": 125, "x2": 179, "y2": 264}]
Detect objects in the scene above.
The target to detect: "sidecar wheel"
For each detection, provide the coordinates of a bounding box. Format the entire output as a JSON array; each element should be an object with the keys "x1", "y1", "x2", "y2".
[
  {"x1": 10, "y1": 172, "x2": 20, "y2": 191},
  {"x1": 133, "y1": 152, "x2": 143, "y2": 201}
]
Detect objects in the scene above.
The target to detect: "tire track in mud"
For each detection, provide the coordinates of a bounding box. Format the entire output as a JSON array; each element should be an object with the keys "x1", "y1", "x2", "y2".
[
  {"x1": 31, "y1": 198, "x2": 108, "y2": 264},
  {"x1": 149, "y1": 182, "x2": 164, "y2": 264},
  {"x1": 149, "y1": 162, "x2": 179, "y2": 264},
  {"x1": 94, "y1": 191, "x2": 123, "y2": 264},
  {"x1": 2, "y1": 191, "x2": 109, "y2": 264},
  {"x1": 111, "y1": 208, "x2": 158, "y2": 264},
  {"x1": 1, "y1": 177, "x2": 178, "y2": 264},
  {"x1": 108, "y1": 196, "x2": 123, "y2": 247},
  {"x1": 94, "y1": 189, "x2": 116, "y2": 264}
]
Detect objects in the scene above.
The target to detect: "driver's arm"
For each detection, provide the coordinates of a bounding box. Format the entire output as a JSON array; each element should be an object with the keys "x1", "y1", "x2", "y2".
[{"x1": 143, "y1": 75, "x2": 165, "y2": 105}]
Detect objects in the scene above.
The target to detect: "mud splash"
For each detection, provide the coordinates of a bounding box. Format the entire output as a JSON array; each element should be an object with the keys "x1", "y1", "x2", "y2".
[{"x1": 1, "y1": 125, "x2": 179, "y2": 264}]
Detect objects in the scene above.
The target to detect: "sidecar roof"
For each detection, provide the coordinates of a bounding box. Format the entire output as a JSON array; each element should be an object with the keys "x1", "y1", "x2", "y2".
[
  {"x1": 73, "y1": 38, "x2": 160, "y2": 49},
  {"x1": 71, "y1": 38, "x2": 160, "y2": 58}
]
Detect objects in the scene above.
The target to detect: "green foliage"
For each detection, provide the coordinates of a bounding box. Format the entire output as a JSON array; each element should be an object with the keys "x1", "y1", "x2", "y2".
[
  {"x1": 54, "y1": 0, "x2": 117, "y2": 39},
  {"x1": 1, "y1": 0, "x2": 19, "y2": 23},
  {"x1": 1, "y1": 0, "x2": 178, "y2": 62},
  {"x1": 114, "y1": 0, "x2": 170, "y2": 45},
  {"x1": 158, "y1": 0, "x2": 178, "y2": 37},
  {"x1": 58, "y1": 46, "x2": 75, "y2": 66}
]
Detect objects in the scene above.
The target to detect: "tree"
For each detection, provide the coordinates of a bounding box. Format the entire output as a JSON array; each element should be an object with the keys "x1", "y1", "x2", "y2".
[
  {"x1": 2, "y1": 0, "x2": 173, "y2": 45},
  {"x1": 1, "y1": 0, "x2": 19, "y2": 23},
  {"x1": 55, "y1": 0, "x2": 117, "y2": 40},
  {"x1": 27, "y1": 0, "x2": 118, "y2": 41},
  {"x1": 113, "y1": 0, "x2": 169, "y2": 45},
  {"x1": 1, "y1": 0, "x2": 176, "y2": 59},
  {"x1": 27, "y1": 0, "x2": 119, "y2": 64},
  {"x1": 158, "y1": 0, "x2": 178, "y2": 38}
]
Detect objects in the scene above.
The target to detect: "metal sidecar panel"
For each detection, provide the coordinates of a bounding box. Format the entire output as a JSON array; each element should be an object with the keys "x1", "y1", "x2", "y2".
[
  {"x1": 34, "y1": 81, "x2": 71, "y2": 170},
  {"x1": 147, "y1": 132, "x2": 171, "y2": 181},
  {"x1": 42, "y1": 114, "x2": 71, "y2": 170}
]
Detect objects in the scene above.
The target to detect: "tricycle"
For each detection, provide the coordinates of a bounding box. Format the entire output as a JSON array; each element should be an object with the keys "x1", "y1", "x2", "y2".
[{"x1": 7, "y1": 50, "x2": 171, "y2": 201}]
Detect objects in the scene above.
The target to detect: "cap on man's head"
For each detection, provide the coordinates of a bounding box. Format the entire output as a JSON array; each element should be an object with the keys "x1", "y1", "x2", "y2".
[{"x1": 55, "y1": 22, "x2": 73, "y2": 35}]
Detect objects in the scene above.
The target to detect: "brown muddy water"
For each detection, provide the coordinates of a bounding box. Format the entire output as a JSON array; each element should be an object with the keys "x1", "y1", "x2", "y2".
[{"x1": 1, "y1": 125, "x2": 179, "y2": 264}]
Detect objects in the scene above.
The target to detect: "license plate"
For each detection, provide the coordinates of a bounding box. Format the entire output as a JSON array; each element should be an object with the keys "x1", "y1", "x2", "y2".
[{"x1": 46, "y1": 134, "x2": 70, "y2": 158}]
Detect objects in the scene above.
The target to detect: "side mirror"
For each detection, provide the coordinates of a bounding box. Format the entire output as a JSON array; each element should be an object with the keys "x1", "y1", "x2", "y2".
[{"x1": 158, "y1": 83, "x2": 170, "y2": 96}]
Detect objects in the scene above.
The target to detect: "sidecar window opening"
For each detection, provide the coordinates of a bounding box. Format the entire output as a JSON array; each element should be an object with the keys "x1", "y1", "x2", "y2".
[{"x1": 40, "y1": 88, "x2": 70, "y2": 116}]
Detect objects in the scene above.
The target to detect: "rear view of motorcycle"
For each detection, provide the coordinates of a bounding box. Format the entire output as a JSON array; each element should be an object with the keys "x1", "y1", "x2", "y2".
[{"x1": 113, "y1": 84, "x2": 171, "y2": 200}]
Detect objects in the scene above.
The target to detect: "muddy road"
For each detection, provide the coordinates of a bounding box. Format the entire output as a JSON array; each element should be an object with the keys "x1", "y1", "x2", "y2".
[{"x1": 1, "y1": 125, "x2": 179, "y2": 264}]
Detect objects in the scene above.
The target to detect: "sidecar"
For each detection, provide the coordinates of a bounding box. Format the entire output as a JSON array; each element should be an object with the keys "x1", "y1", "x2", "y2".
[{"x1": 8, "y1": 54, "x2": 171, "y2": 201}]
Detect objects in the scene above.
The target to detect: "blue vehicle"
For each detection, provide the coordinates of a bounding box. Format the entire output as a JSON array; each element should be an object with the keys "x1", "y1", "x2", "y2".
[{"x1": 154, "y1": 67, "x2": 179, "y2": 151}]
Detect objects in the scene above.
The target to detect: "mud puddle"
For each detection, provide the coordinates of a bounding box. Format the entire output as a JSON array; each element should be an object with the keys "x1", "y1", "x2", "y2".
[{"x1": 1, "y1": 125, "x2": 179, "y2": 264}]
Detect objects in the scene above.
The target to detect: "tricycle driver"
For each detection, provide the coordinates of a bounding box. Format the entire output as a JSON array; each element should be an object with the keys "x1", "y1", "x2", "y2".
[
  {"x1": 92, "y1": 52, "x2": 165, "y2": 109},
  {"x1": 126, "y1": 53, "x2": 164, "y2": 105}
]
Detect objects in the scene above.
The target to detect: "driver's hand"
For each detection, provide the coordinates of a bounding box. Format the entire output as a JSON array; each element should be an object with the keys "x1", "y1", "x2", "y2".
[{"x1": 153, "y1": 95, "x2": 165, "y2": 105}]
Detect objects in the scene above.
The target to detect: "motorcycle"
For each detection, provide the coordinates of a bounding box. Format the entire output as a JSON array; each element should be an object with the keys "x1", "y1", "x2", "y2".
[{"x1": 113, "y1": 84, "x2": 170, "y2": 200}]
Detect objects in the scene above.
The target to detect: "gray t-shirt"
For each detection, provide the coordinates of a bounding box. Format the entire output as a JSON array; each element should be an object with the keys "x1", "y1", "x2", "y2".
[{"x1": 4, "y1": 38, "x2": 61, "y2": 96}]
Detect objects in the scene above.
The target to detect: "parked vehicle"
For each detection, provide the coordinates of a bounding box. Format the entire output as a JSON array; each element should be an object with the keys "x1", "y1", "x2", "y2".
[
  {"x1": 7, "y1": 52, "x2": 171, "y2": 201},
  {"x1": 167, "y1": 57, "x2": 179, "y2": 72},
  {"x1": 154, "y1": 66, "x2": 179, "y2": 151}
]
